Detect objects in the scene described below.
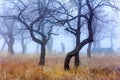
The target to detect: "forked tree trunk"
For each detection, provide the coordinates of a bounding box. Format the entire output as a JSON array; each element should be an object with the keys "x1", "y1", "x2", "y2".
[
  {"x1": 39, "y1": 44, "x2": 46, "y2": 65},
  {"x1": 65, "y1": 47, "x2": 80, "y2": 70},
  {"x1": 64, "y1": 50, "x2": 76, "y2": 70},
  {"x1": 64, "y1": 20, "x2": 93, "y2": 70},
  {"x1": 64, "y1": 0, "x2": 94, "y2": 70},
  {"x1": 87, "y1": 43, "x2": 92, "y2": 58},
  {"x1": 64, "y1": 39, "x2": 93, "y2": 70}
]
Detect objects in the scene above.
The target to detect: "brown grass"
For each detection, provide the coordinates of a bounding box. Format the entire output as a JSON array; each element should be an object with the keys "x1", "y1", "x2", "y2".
[{"x1": 0, "y1": 52, "x2": 120, "y2": 80}]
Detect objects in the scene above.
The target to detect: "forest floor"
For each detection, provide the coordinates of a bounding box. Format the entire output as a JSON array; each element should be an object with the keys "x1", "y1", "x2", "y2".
[{"x1": 0, "y1": 52, "x2": 120, "y2": 80}]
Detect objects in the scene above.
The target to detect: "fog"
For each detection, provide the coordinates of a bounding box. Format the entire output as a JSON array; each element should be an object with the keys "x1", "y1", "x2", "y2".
[{"x1": 0, "y1": 0, "x2": 120, "y2": 54}]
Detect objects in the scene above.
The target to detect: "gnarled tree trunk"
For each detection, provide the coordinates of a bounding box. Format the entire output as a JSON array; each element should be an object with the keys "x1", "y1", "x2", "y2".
[
  {"x1": 64, "y1": 0, "x2": 94, "y2": 69},
  {"x1": 64, "y1": 50, "x2": 76, "y2": 70},
  {"x1": 64, "y1": 38, "x2": 93, "y2": 70}
]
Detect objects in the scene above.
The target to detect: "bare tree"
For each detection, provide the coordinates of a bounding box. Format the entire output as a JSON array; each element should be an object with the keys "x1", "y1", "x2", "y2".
[
  {"x1": 64, "y1": 0, "x2": 94, "y2": 70},
  {"x1": 20, "y1": 32, "x2": 31, "y2": 54},
  {"x1": 3, "y1": 0, "x2": 57, "y2": 65},
  {"x1": 52, "y1": 0, "x2": 119, "y2": 70},
  {"x1": 50, "y1": 0, "x2": 94, "y2": 70},
  {"x1": 49, "y1": 0, "x2": 83, "y2": 69},
  {"x1": 0, "y1": 19, "x2": 18, "y2": 54},
  {"x1": 16, "y1": 29, "x2": 31, "y2": 54}
]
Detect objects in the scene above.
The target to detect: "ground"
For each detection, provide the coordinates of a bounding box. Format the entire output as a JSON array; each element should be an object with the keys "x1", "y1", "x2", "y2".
[{"x1": 0, "y1": 52, "x2": 120, "y2": 80}]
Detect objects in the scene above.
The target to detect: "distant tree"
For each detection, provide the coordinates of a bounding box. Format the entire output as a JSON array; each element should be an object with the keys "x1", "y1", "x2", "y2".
[
  {"x1": 0, "y1": 36, "x2": 6, "y2": 51},
  {"x1": 0, "y1": 41, "x2": 6, "y2": 51},
  {"x1": 0, "y1": 19, "x2": 18, "y2": 54},
  {"x1": 108, "y1": 26, "x2": 116, "y2": 49},
  {"x1": 61, "y1": 43, "x2": 65, "y2": 53},
  {"x1": 20, "y1": 32, "x2": 31, "y2": 54},
  {"x1": 36, "y1": 43, "x2": 40, "y2": 53},
  {"x1": 17, "y1": 29, "x2": 31, "y2": 54},
  {"x1": 47, "y1": 37, "x2": 53, "y2": 53},
  {"x1": 0, "y1": 1, "x2": 20, "y2": 54},
  {"x1": 87, "y1": 15, "x2": 117, "y2": 58},
  {"x1": 87, "y1": 14, "x2": 104, "y2": 58}
]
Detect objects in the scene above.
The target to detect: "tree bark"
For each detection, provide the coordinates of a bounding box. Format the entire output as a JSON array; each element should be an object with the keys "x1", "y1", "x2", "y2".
[
  {"x1": 74, "y1": 52, "x2": 80, "y2": 68},
  {"x1": 87, "y1": 43, "x2": 92, "y2": 58},
  {"x1": 39, "y1": 44, "x2": 46, "y2": 65},
  {"x1": 64, "y1": 47, "x2": 80, "y2": 70},
  {"x1": 73, "y1": 0, "x2": 82, "y2": 69},
  {"x1": 74, "y1": 39, "x2": 80, "y2": 68},
  {"x1": 64, "y1": 39, "x2": 93, "y2": 70}
]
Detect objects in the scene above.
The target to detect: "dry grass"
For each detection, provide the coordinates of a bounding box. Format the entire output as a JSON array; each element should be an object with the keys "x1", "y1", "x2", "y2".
[{"x1": 0, "y1": 52, "x2": 120, "y2": 80}]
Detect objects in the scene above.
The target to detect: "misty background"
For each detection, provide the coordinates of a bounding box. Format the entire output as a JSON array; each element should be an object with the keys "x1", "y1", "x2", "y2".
[{"x1": 0, "y1": 0, "x2": 120, "y2": 54}]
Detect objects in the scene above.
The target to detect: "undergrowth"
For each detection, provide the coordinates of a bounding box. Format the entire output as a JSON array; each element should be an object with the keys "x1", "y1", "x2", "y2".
[{"x1": 0, "y1": 53, "x2": 120, "y2": 80}]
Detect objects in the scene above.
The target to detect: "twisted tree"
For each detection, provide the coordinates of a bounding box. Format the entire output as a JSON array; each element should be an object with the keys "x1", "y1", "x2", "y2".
[
  {"x1": 50, "y1": 0, "x2": 119, "y2": 70},
  {"x1": 2, "y1": 0, "x2": 57, "y2": 65}
]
